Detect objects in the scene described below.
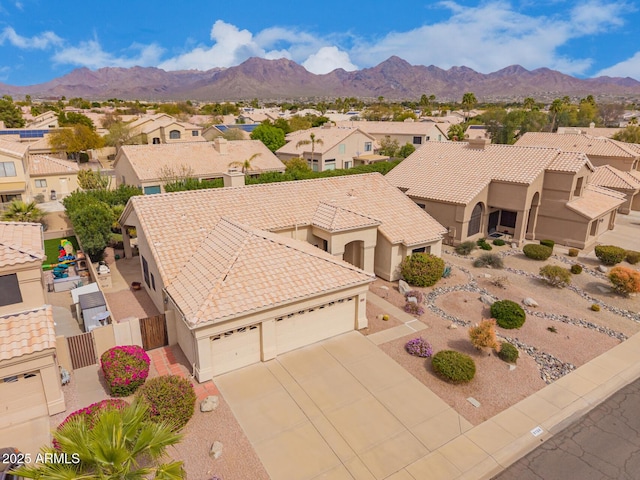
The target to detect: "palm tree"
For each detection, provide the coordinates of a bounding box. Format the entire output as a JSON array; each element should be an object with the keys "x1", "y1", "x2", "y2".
[
  {"x1": 15, "y1": 399, "x2": 185, "y2": 479},
  {"x1": 2, "y1": 199, "x2": 44, "y2": 224},
  {"x1": 295, "y1": 133, "x2": 324, "y2": 171},
  {"x1": 523, "y1": 97, "x2": 536, "y2": 111},
  {"x1": 228, "y1": 152, "x2": 261, "y2": 175},
  {"x1": 549, "y1": 99, "x2": 564, "y2": 132},
  {"x1": 461, "y1": 92, "x2": 477, "y2": 121}
]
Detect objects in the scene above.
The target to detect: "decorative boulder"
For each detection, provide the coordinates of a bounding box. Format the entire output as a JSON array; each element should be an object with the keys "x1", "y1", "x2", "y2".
[
  {"x1": 398, "y1": 279, "x2": 411, "y2": 295},
  {"x1": 209, "y1": 441, "x2": 223, "y2": 460},
  {"x1": 480, "y1": 294, "x2": 495, "y2": 306},
  {"x1": 407, "y1": 296, "x2": 418, "y2": 304},
  {"x1": 597, "y1": 265, "x2": 609, "y2": 273},
  {"x1": 522, "y1": 297, "x2": 539, "y2": 307},
  {"x1": 200, "y1": 395, "x2": 219, "y2": 413}
]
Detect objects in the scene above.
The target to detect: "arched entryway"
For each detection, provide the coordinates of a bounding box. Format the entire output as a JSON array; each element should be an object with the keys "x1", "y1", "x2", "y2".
[
  {"x1": 526, "y1": 192, "x2": 540, "y2": 239},
  {"x1": 343, "y1": 240, "x2": 365, "y2": 270},
  {"x1": 467, "y1": 202, "x2": 484, "y2": 237}
]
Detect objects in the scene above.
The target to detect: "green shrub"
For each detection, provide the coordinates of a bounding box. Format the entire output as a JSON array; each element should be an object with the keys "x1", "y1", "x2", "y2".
[
  {"x1": 137, "y1": 375, "x2": 196, "y2": 431},
  {"x1": 540, "y1": 239, "x2": 555, "y2": 250},
  {"x1": 491, "y1": 300, "x2": 526, "y2": 329},
  {"x1": 594, "y1": 245, "x2": 627, "y2": 265},
  {"x1": 523, "y1": 243, "x2": 552, "y2": 260},
  {"x1": 492, "y1": 239, "x2": 506, "y2": 246},
  {"x1": 626, "y1": 250, "x2": 640, "y2": 265},
  {"x1": 400, "y1": 253, "x2": 445, "y2": 287},
  {"x1": 476, "y1": 238, "x2": 488, "y2": 246},
  {"x1": 568, "y1": 248, "x2": 579, "y2": 257},
  {"x1": 497, "y1": 342, "x2": 519, "y2": 363},
  {"x1": 431, "y1": 350, "x2": 476, "y2": 384},
  {"x1": 539, "y1": 265, "x2": 571, "y2": 288},
  {"x1": 479, "y1": 242, "x2": 493, "y2": 251},
  {"x1": 455, "y1": 241, "x2": 476, "y2": 255},
  {"x1": 473, "y1": 253, "x2": 504, "y2": 269},
  {"x1": 570, "y1": 264, "x2": 583, "y2": 274},
  {"x1": 591, "y1": 304, "x2": 601, "y2": 312}
]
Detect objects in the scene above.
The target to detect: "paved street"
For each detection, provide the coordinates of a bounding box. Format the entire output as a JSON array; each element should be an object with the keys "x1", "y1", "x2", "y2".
[{"x1": 495, "y1": 376, "x2": 640, "y2": 480}]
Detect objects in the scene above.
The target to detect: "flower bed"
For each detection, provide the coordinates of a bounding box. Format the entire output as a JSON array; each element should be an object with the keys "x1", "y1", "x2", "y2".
[
  {"x1": 54, "y1": 399, "x2": 128, "y2": 448},
  {"x1": 101, "y1": 345, "x2": 150, "y2": 397}
]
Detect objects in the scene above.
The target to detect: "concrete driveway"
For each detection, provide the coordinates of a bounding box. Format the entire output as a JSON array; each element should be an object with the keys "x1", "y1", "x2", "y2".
[{"x1": 216, "y1": 331, "x2": 473, "y2": 480}]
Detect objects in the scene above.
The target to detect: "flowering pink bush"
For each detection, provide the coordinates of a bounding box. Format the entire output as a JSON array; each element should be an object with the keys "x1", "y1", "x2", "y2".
[
  {"x1": 101, "y1": 345, "x2": 150, "y2": 397},
  {"x1": 405, "y1": 337, "x2": 433, "y2": 357},
  {"x1": 404, "y1": 302, "x2": 425, "y2": 315},
  {"x1": 54, "y1": 399, "x2": 128, "y2": 449}
]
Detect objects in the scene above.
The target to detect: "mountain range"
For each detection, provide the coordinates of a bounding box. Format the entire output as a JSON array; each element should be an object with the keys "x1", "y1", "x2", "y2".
[{"x1": 1, "y1": 56, "x2": 639, "y2": 103}]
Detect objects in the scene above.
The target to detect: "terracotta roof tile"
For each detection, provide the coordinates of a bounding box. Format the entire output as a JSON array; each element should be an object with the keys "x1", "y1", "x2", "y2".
[
  {"x1": 516, "y1": 132, "x2": 639, "y2": 158},
  {"x1": 591, "y1": 165, "x2": 640, "y2": 190},
  {"x1": 166, "y1": 218, "x2": 374, "y2": 325},
  {"x1": 29, "y1": 155, "x2": 79, "y2": 176},
  {"x1": 567, "y1": 185, "x2": 626, "y2": 219},
  {"x1": 0, "y1": 306, "x2": 56, "y2": 361},
  {"x1": 0, "y1": 138, "x2": 29, "y2": 156},
  {"x1": 0, "y1": 222, "x2": 44, "y2": 268},
  {"x1": 311, "y1": 201, "x2": 381, "y2": 232}
]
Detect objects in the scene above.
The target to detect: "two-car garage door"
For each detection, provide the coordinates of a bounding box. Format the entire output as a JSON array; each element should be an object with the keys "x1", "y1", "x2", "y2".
[
  {"x1": 210, "y1": 297, "x2": 356, "y2": 376},
  {"x1": 0, "y1": 372, "x2": 47, "y2": 429}
]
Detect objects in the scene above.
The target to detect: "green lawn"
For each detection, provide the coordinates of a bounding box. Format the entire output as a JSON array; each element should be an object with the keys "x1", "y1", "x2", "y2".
[{"x1": 43, "y1": 236, "x2": 80, "y2": 268}]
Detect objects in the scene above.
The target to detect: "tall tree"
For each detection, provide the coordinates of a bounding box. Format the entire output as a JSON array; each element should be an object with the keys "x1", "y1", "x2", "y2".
[
  {"x1": 447, "y1": 123, "x2": 466, "y2": 141},
  {"x1": 523, "y1": 97, "x2": 536, "y2": 111},
  {"x1": 613, "y1": 125, "x2": 640, "y2": 144},
  {"x1": 0, "y1": 95, "x2": 25, "y2": 128},
  {"x1": 229, "y1": 153, "x2": 261, "y2": 174},
  {"x1": 296, "y1": 133, "x2": 324, "y2": 169},
  {"x1": 15, "y1": 399, "x2": 184, "y2": 479},
  {"x1": 58, "y1": 111, "x2": 95, "y2": 129},
  {"x1": 548, "y1": 99, "x2": 564, "y2": 132},
  {"x1": 250, "y1": 123, "x2": 286, "y2": 152},
  {"x1": 461, "y1": 92, "x2": 477, "y2": 121}
]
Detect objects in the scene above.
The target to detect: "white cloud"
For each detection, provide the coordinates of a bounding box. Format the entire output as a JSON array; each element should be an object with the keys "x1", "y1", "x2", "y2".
[
  {"x1": 53, "y1": 39, "x2": 164, "y2": 69},
  {"x1": 302, "y1": 46, "x2": 357, "y2": 74},
  {"x1": 596, "y1": 52, "x2": 640, "y2": 78},
  {"x1": 0, "y1": 26, "x2": 62, "y2": 49}
]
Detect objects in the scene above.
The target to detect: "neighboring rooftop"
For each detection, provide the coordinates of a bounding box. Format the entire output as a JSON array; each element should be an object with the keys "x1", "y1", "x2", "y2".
[
  {"x1": 0, "y1": 222, "x2": 44, "y2": 268},
  {"x1": 278, "y1": 126, "x2": 377, "y2": 156},
  {"x1": 516, "y1": 132, "x2": 639, "y2": 159},
  {"x1": 567, "y1": 184, "x2": 626, "y2": 219},
  {"x1": 28, "y1": 155, "x2": 79, "y2": 176},
  {"x1": 0, "y1": 305, "x2": 56, "y2": 361},
  {"x1": 591, "y1": 165, "x2": 640, "y2": 190}
]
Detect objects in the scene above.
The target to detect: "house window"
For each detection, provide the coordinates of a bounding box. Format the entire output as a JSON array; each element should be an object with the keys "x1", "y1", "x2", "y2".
[
  {"x1": 574, "y1": 177, "x2": 584, "y2": 197},
  {"x1": 312, "y1": 160, "x2": 319, "y2": 172},
  {"x1": 152, "y1": 137, "x2": 161, "y2": 144},
  {"x1": 344, "y1": 161, "x2": 352, "y2": 169},
  {"x1": 339, "y1": 144, "x2": 346, "y2": 154},
  {"x1": 412, "y1": 246, "x2": 431, "y2": 254},
  {"x1": 500, "y1": 210, "x2": 517, "y2": 228},
  {"x1": 0, "y1": 273, "x2": 23, "y2": 307},
  {"x1": 413, "y1": 136, "x2": 422, "y2": 145},
  {"x1": 0, "y1": 162, "x2": 17, "y2": 177},
  {"x1": 467, "y1": 203, "x2": 483, "y2": 236},
  {"x1": 169, "y1": 130, "x2": 181, "y2": 139},
  {"x1": 192, "y1": 131, "x2": 199, "y2": 136},
  {"x1": 142, "y1": 256, "x2": 150, "y2": 288},
  {"x1": 150, "y1": 273, "x2": 156, "y2": 291},
  {"x1": 425, "y1": 136, "x2": 430, "y2": 141},
  {"x1": 325, "y1": 159, "x2": 336, "y2": 171},
  {"x1": 143, "y1": 185, "x2": 161, "y2": 195},
  {"x1": 35, "y1": 179, "x2": 47, "y2": 188},
  {"x1": 364, "y1": 142, "x2": 372, "y2": 152}
]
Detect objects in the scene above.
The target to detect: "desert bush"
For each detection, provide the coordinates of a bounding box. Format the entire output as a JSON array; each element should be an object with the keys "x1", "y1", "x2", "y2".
[
  {"x1": 626, "y1": 250, "x2": 640, "y2": 265},
  {"x1": 404, "y1": 337, "x2": 433, "y2": 357},
  {"x1": 591, "y1": 304, "x2": 601, "y2": 312},
  {"x1": 540, "y1": 239, "x2": 555, "y2": 250},
  {"x1": 608, "y1": 266, "x2": 640, "y2": 296},
  {"x1": 101, "y1": 345, "x2": 150, "y2": 397},
  {"x1": 568, "y1": 248, "x2": 579, "y2": 257},
  {"x1": 492, "y1": 238, "x2": 506, "y2": 246},
  {"x1": 539, "y1": 265, "x2": 572, "y2": 287},
  {"x1": 404, "y1": 290, "x2": 424, "y2": 304},
  {"x1": 476, "y1": 238, "x2": 488, "y2": 246},
  {"x1": 137, "y1": 375, "x2": 196, "y2": 431},
  {"x1": 497, "y1": 342, "x2": 519, "y2": 363},
  {"x1": 570, "y1": 264, "x2": 583, "y2": 274},
  {"x1": 595, "y1": 245, "x2": 627, "y2": 265},
  {"x1": 455, "y1": 241, "x2": 476, "y2": 256},
  {"x1": 469, "y1": 319, "x2": 501, "y2": 351},
  {"x1": 523, "y1": 243, "x2": 552, "y2": 260},
  {"x1": 404, "y1": 302, "x2": 425, "y2": 315},
  {"x1": 400, "y1": 253, "x2": 445, "y2": 287},
  {"x1": 491, "y1": 300, "x2": 526, "y2": 329},
  {"x1": 490, "y1": 276, "x2": 509, "y2": 289},
  {"x1": 431, "y1": 350, "x2": 476, "y2": 384},
  {"x1": 473, "y1": 253, "x2": 504, "y2": 269},
  {"x1": 476, "y1": 238, "x2": 492, "y2": 250}
]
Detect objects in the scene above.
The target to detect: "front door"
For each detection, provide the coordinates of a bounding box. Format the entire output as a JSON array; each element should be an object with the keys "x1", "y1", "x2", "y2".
[{"x1": 488, "y1": 211, "x2": 500, "y2": 234}]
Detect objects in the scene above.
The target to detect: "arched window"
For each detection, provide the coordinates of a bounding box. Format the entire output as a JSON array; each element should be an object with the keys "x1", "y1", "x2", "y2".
[
  {"x1": 467, "y1": 203, "x2": 483, "y2": 236},
  {"x1": 169, "y1": 130, "x2": 181, "y2": 139}
]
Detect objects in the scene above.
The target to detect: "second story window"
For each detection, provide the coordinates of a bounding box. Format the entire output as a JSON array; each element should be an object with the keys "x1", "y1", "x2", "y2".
[
  {"x1": 169, "y1": 130, "x2": 181, "y2": 140},
  {"x1": 35, "y1": 179, "x2": 47, "y2": 188},
  {"x1": 0, "y1": 162, "x2": 17, "y2": 177},
  {"x1": 413, "y1": 136, "x2": 422, "y2": 145},
  {"x1": 364, "y1": 142, "x2": 372, "y2": 152},
  {"x1": 192, "y1": 131, "x2": 199, "y2": 136},
  {"x1": 0, "y1": 273, "x2": 23, "y2": 307}
]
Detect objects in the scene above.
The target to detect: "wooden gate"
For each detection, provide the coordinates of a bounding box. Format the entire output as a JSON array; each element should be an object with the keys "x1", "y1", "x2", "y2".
[
  {"x1": 140, "y1": 314, "x2": 168, "y2": 351},
  {"x1": 67, "y1": 331, "x2": 97, "y2": 369}
]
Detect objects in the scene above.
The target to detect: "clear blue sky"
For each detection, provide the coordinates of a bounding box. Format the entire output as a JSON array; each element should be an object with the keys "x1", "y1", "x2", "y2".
[{"x1": 1, "y1": 0, "x2": 638, "y2": 86}]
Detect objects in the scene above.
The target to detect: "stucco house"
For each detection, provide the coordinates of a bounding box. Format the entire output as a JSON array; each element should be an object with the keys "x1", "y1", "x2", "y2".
[
  {"x1": 276, "y1": 125, "x2": 381, "y2": 171},
  {"x1": 337, "y1": 120, "x2": 450, "y2": 147},
  {"x1": 113, "y1": 138, "x2": 286, "y2": 194},
  {"x1": 0, "y1": 222, "x2": 66, "y2": 452},
  {"x1": 590, "y1": 165, "x2": 640, "y2": 214},
  {"x1": 27, "y1": 155, "x2": 80, "y2": 202},
  {"x1": 127, "y1": 113, "x2": 204, "y2": 144},
  {"x1": 386, "y1": 139, "x2": 625, "y2": 249},
  {"x1": 118, "y1": 173, "x2": 445, "y2": 380},
  {"x1": 0, "y1": 139, "x2": 29, "y2": 208}
]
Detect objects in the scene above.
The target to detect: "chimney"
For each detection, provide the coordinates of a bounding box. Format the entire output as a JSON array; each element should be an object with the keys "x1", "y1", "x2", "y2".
[
  {"x1": 223, "y1": 169, "x2": 245, "y2": 188},
  {"x1": 467, "y1": 137, "x2": 490, "y2": 149},
  {"x1": 214, "y1": 137, "x2": 228, "y2": 154}
]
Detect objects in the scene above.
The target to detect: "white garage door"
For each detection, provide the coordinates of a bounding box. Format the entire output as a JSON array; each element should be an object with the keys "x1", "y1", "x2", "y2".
[
  {"x1": 276, "y1": 297, "x2": 355, "y2": 355},
  {"x1": 0, "y1": 372, "x2": 47, "y2": 429},
  {"x1": 211, "y1": 324, "x2": 261, "y2": 376}
]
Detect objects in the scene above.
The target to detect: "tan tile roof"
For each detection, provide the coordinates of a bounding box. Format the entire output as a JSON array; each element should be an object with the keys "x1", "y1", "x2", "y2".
[
  {"x1": 0, "y1": 305, "x2": 56, "y2": 361},
  {"x1": 628, "y1": 170, "x2": 640, "y2": 182},
  {"x1": 125, "y1": 173, "x2": 445, "y2": 285},
  {"x1": 29, "y1": 155, "x2": 79, "y2": 176},
  {"x1": 311, "y1": 201, "x2": 381, "y2": 232},
  {"x1": 335, "y1": 120, "x2": 449, "y2": 137},
  {"x1": 516, "y1": 132, "x2": 639, "y2": 158},
  {"x1": 278, "y1": 127, "x2": 376, "y2": 155},
  {"x1": 166, "y1": 218, "x2": 374, "y2": 325},
  {"x1": 385, "y1": 141, "x2": 588, "y2": 204},
  {"x1": 115, "y1": 140, "x2": 285, "y2": 182},
  {"x1": 591, "y1": 165, "x2": 640, "y2": 191},
  {"x1": 0, "y1": 138, "x2": 29, "y2": 156},
  {"x1": 0, "y1": 222, "x2": 44, "y2": 268},
  {"x1": 566, "y1": 185, "x2": 626, "y2": 219}
]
